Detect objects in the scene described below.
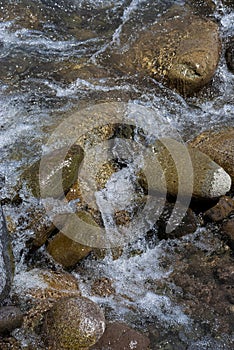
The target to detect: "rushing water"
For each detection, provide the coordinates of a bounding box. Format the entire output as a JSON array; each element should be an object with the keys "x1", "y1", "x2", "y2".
[{"x1": 0, "y1": 0, "x2": 234, "y2": 349}]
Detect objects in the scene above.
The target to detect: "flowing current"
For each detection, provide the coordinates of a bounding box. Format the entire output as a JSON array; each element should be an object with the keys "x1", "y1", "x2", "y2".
[{"x1": 0, "y1": 0, "x2": 234, "y2": 349}]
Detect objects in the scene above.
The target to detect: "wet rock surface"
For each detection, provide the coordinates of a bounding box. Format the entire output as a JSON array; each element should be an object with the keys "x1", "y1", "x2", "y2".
[
  {"x1": 0, "y1": 1, "x2": 234, "y2": 349},
  {"x1": 21, "y1": 144, "x2": 84, "y2": 198},
  {"x1": 0, "y1": 208, "x2": 13, "y2": 304},
  {"x1": 47, "y1": 231, "x2": 92, "y2": 268},
  {"x1": 0, "y1": 306, "x2": 23, "y2": 335},
  {"x1": 43, "y1": 296, "x2": 105, "y2": 350},
  {"x1": 90, "y1": 322, "x2": 150, "y2": 350},
  {"x1": 101, "y1": 6, "x2": 221, "y2": 95},
  {"x1": 150, "y1": 138, "x2": 231, "y2": 198},
  {"x1": 189, "y1": 127, "x2": 234, "y2": 183},
  {"x1": 204, "y1": 196, "x2": 234, "y2": 222}
]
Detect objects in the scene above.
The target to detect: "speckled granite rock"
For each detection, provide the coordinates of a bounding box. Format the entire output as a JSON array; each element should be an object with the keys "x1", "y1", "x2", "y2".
[
  {"x1": 101, "y1": 6, "x2": 221, "y2": 95},
  {"x1": 43, "y1": 296, "x2": 105, "y2": 350},
  {"x1": 189, "y1": 127, "x2": 234, "y2": 182}
]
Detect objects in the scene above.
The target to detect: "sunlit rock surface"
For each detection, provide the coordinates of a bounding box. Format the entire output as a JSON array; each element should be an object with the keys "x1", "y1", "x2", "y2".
[{"x1": 100, "y1": 6, "x2": 221, "y2": 95}]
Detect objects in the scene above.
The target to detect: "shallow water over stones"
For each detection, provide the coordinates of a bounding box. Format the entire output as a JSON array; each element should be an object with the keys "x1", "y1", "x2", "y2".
[{"x1": 0, "y1": 0, "x2": 234, "y2": 349}]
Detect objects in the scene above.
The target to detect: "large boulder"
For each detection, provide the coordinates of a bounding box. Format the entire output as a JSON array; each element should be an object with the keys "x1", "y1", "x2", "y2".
[
  {"x1": 189, "y1": 127, "x2": 234, "y2": 183},
  {"x1": 0, "y1": 207, "x2": 13, "y2": 304},
  {"x1": 101, "y1": 6, "x2": 221, "y2": 95},
  {"x1": 43, "y1": 296, "x2": 105, "y2": 350}
]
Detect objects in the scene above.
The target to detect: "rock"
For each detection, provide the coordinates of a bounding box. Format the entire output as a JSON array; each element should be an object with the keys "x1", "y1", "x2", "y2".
[
  {"x1": 189, "y1": 127, "x2": 234, "y2": 183},
  {"x1": 0, "y1": 337, "x2": 21, "y2": 350},
  {"x1": 221, "y1": 219, "x2": 234, "y2": 250},
  {"x1": 43, "y1": 296, "x2": 105, "y2": 350},
  {"x1": 185, "y1": 0, "x2": 216, "y2": 16},
  {"x1": 21, "y1": 144, "x2": 84, "y2": 198},
  {"x1": 0, "y1": 306, "x2": 23, "y2": 335},
  {"x1": 148, "y1": 138, "x2": 231, "y2": 199},
  {"x1": 91, "y1": 277, "x2": 115, "y2": 297},
  {"x1": 102, "y1": 6, "x2": 221, "y2": 95},
  {"x1": 47, "y1": 232, "x2": 92, "y2": 268},
  {"x1": 216, "y1": 265, "x2": 234, "y2": 285},
  {"x1": 157, "y1": 204, "x2": 198, "y2": 239},
  {"x1": 225, "y1": 39, "x2": 234, "y2": 73},
  {"x1": 12, "y1": 269, "x2": 80, "y2": 332},
  {"x1": 90, "y1": 322, "x2": 150, "y2": 350},
  {"x1": 204, "y1": 196, "x2": 234, "y2": 222},
  {"x1": 23, "y1": 206, "x2": 56, "y2": 250},
  {"x1": 0, "y1": 207, "x2": 13, "y2": 304}
]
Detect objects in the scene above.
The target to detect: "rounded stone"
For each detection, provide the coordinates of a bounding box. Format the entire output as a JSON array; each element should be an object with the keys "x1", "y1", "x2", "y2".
[
  {"x1": 47, "y1": 231, "x2": 92, "y2": 268},
  {"x1": 148, "y1": 138, "x2": 231, "y2": 199},
  {"x1": 0, "y1": 306, "x2": 23, "y2": 335},
  {"x1": 189, "y1": 127, "x2": 234, "y2": 182},
  {"x1": 44, "y1": 297, "x2": 105, "y2": 350},
  {"x1": 102, "y1": 6, "x2": 221, "y2": 95},
  {"x1": 90, "y1": 322, "x2": 150, "y2": 350}
]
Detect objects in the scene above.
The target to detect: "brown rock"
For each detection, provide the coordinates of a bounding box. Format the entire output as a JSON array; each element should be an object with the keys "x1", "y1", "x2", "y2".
[
  {"x1": 47, "y1": 232, "x2": 92, "y2": 268},
  {"x1": 90, "y1": 322, "x2": 150, "y2": 350},
  {"x1": 12, "y1": 269, "x2": 80, "y2": 332},
  {"x1": 189, "y1": 127, "x2": 234, "y2": 182},
  {"x1": 0, "y1": 306, "x2": 23, "y2": 335},
  {"x1": 21, "y1": 144, "x2": 84, "y2": 198},
  {"x1": 185, "y1": 0, "x2": 216, "y2": 16},
  {"x1": 204, "y1": 196, "x2": 234, "y2": 222},
  {"x1": 148, "y1": 138, "x2": 231, "y2": 198},
  {"x1": 91, "y1": 277, "x2": 115, "y2": 297},
  {"x1": 221, "y1": 218, "x2": 234, "y2": 250},
  {"x1": 43, "y1": 297, "x2": 105, "y2": 350},
  {"x1": 157, "y1": 205, "x2": 198, "y2": 239},
  {"x1": 0, "y1": 337, "x2": 21, "y2": 350},
  {"x1": 102, "y1": 6, "x2": 221, "y2": 95}
]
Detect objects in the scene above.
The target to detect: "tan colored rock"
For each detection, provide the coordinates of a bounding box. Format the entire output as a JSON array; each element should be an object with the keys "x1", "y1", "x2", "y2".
[
  {"x1": 47, "y1": 231, "x2": 92, "y2": 268},
  {"x1": 43, "y1": 297, "x2": 105, "y2": 350},
  {"x1": 189, "y1": 127, "x2": 234, "y2": 182},
  {"x1": 102, "y1": 6, "x2": 221, "y2": 95},
  {"x1": 12, "y1": 269, "x2": 80, "y2": 332},
  {"x1": 148, "y1": 138, "x2": 231, "y2": 199}
]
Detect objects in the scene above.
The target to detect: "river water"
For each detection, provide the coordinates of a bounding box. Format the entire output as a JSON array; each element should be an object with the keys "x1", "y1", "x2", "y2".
[{"x1": 0, "y1": 0, "x2": 234, "y2": 349}]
